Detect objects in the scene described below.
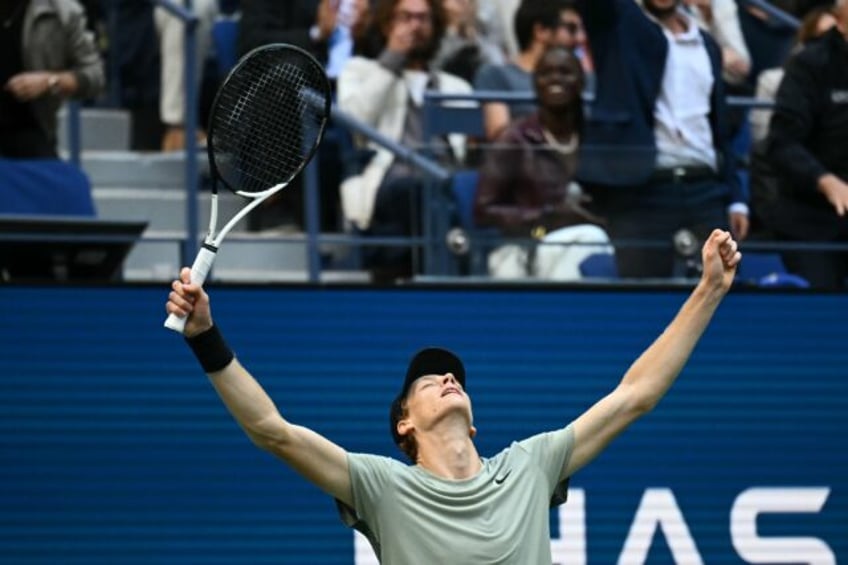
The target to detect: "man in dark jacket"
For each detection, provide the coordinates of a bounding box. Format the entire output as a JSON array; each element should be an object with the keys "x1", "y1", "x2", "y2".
[
  {"x1": 764, "y1": 0, "x2": 848, "y2": 289},
  {"x1": 575, "y1": 0, "x2": 748, "y2": 278}
]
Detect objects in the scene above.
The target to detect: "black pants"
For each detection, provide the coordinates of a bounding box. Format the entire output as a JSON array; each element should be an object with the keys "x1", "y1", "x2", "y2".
[
  {"x1": 591, "y1": 176, "x2": 730, "y2": 279},
  {"x1": 364, "y1": 175, "x2": 455, "y2": 281}
]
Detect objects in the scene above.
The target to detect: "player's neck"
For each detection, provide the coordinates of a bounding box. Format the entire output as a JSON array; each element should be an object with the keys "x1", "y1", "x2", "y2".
[{"x1": 416, "y1": 427, "x2": 481, "y2": 480}]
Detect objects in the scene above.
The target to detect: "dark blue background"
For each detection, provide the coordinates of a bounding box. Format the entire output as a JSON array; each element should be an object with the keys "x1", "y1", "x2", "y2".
[{"x1": 1, "y1": 285, "x2": 845, "y2": 563}]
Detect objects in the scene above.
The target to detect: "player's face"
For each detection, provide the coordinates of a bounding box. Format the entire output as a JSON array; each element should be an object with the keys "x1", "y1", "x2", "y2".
[{"x1": 404, "y1": 373, "x2": 473, "y2": 431}]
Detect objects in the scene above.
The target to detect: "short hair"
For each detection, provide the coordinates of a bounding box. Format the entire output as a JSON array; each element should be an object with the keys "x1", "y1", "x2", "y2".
[
  {"x1": 390, "y1": 395, "x2": 419, "y2": 462},
  {"x1": 513, "y1": 0, "x2": 575, "y2": 52}
]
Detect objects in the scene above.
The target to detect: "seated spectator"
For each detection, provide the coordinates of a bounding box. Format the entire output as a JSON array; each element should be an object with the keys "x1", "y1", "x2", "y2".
[
  {"x1": 750, "y1": 5, "x2": 837, "y2": 143},
  {"x1": 474, "y1": 46, "x2": 612, "y2": 280},
  {"x1": 763, "y1": 0, "x2": 848, "y2": 289},
  {"x1": 473, "y1": 0, "x2": 583, "y2": 141},
  {"x1": 337, "y1": 0, "x2": 472, "y2": 282},
  {"x1": 431, "y1": 0, "x2": 505, "y2": 83},
  {"x1": 154, "y1": 0, "x2": 219, "y2": 152},
  {"x1": 576, "y1": 0, "x2": 748, "y2": 279},
  {"x1": 1, "y1": 0, "x2": 104, "y2": 159}
]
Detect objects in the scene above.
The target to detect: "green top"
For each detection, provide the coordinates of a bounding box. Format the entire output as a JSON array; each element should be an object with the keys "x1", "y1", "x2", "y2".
[{"x1": 337, "y1": 425, "x2": 575, "y2": 564}]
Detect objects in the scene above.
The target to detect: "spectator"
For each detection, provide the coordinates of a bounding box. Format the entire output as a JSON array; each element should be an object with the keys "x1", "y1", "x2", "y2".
[
  {"x1": 763, "y1": 0, "x2": 848, "y2": 289},
  {"x1": 337, "y1": 0, "x2": 472, "y2": 282},
  {"x1": 1, "y1": 0, "x2": 104, "y2": 159},
  {"x1": 750, "y1": 5, "x2": 837, "y2": 143},
  {"x1": 684, "y1": 0, "x2": 752, "y2": 86},
  {"x1": 154, "y1": 0, "x2": 219, "y2": 152},
  {"x1": 576, "y1": 0, "x2": 748, "y2": 278},
  {"x1": 430, "y1": 0, "x2": 505, "y2": 83},
  {"x1": 474, "y1": 0, "x2": 583, "y2": 141},
  {"x1": 474, "y1": 46, "x2": 612, "y2": 280},
  {"x1": 237, "y1": 0, "x2": 371, "y2": 232}
]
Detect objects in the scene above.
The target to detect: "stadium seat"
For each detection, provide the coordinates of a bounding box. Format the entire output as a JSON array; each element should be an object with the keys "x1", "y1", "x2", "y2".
[
  {"x1": 736, "y1": 251, "x2": 809, "y2": 288},
  {"x1": 449, "y1": 169, "x2": 499, "y2": 275},
  {"x1": 0, "y1": 159, "x2": 96, "y2": 217}
]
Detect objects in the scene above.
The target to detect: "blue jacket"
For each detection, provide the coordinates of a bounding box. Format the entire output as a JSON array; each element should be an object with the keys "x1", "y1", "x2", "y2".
[{"x1": 576, "y1": 0, "x2": 745, "y2": 205}]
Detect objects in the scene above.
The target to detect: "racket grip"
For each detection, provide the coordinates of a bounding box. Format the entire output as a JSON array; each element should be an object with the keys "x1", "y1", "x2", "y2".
[{"x1": 164, "y1": 246, "x2": 218, "y2": 334}]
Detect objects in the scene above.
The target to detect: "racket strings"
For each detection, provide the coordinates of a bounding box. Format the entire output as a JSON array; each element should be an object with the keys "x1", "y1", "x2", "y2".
[{"x1": 210, "y1": 47, "x2": 329, "y2": 195}]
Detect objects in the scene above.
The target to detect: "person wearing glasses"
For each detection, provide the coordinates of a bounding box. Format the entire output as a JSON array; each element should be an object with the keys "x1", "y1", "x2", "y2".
[
  {"x1": 473, "y1": 0, "x2": 588, "y2": 141},
  {"x1": 336, "y1": 0, "x2": 473, "y2": 282}
]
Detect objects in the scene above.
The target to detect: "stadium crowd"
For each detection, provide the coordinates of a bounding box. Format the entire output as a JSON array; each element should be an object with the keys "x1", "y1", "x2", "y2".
[{"x1": 1, "y1": 0, "x2": 847, "y2": 287}]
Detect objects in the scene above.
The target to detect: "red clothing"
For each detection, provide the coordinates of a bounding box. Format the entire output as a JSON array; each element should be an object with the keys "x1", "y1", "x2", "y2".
[{"x1": 474, "y1": 113, "x2": 604, "y2": 236}]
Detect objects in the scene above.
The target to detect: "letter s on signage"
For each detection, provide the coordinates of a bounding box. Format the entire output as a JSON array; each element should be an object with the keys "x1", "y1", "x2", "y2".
[{"x1": 730, "y1": 487, "x2": 835, "y2": 564}]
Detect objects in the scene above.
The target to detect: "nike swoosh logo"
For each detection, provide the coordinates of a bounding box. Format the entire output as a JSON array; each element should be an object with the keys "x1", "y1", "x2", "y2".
[{"x1": 494, "y1": 470, "x2": 512, "y2": 485}]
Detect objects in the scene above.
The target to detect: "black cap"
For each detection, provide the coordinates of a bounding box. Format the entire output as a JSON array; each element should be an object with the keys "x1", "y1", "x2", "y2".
[{"x1": 390, "y1": 347, "x2": 466, "y2": 447}]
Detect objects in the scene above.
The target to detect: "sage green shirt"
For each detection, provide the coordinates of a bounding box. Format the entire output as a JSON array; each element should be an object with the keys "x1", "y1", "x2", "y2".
[{"x1": 337, "y1": 425, "x2": 575, "y2": 564}]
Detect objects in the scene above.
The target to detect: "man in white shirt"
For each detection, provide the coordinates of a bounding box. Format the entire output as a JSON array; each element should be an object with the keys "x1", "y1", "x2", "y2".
[{"x1": 576, "y1": 0, "x2": 749, "y2": 278}]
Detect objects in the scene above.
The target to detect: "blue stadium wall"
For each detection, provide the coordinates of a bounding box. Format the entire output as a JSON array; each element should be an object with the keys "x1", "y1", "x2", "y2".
[{"x1": 1, "y1": 285, "x2": 846, "y2": 564}]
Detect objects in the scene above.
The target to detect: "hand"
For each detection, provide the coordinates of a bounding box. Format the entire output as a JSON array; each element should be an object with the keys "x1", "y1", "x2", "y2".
[
  {"x1": 684, "y1": 0, "x2": 713, "y2": 22},
  {"x1": 700, "y1": 229, "x2": 741, "y2": 293},
  {"x1": 728, "y1": 211, "x2": 749, "y2": 241},
  {"x1": 722, "y1": 47, "x2": 750, "y2": 81},
  {"x1": 5, "y1": 71, "x2": 54, "y2": 101},
  {"x1": 315, "y1": 0, "x2": 340, "y2": 42},
  {"x1": 165, "y1": 267, "x2": 214, "y2": 337},
  {"x1": 817, "y1": 174, "x2": 848, "y2": 217}
]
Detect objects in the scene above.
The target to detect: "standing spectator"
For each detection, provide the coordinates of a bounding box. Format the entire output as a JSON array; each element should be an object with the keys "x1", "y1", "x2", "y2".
[
  {"x1": 763, "y1": 0, "x2": 848, "y2": 289},
  {"x1": 1, "y1": 0, "x2": 104, "y2": 158},
  {"x1": 154, "y1": 0, "x2": 219, "y2": 152},
  {"x1": 685, "y1": 0, "x2": 752, "y2": 86},
  {"x1": 474, "y1": 0, "x2": 582, "y2": 141},
  {"x1": 238, "y1": 0, "x2": 370, "y2": 232},
  {"x1": 576, "y1": 0, "x2": 749, "y2": 278},
  {"x1": 337, "y1": 0, "x2": 472, "y2": 282},
  {"x1": 475, "y1": 46, "x2": 612, "y2": 280}
]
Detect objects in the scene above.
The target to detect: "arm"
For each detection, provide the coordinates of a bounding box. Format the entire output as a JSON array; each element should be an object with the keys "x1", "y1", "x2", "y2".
[
  {"x1": 64, "y1": 1, "x2": 105, "y2": 99},
  {"x1": 563, "y1": 229, "x2": 741, "y2": 479},
  {"x1": 165, "y1": 268, "x2": 353, "y2": 507}
]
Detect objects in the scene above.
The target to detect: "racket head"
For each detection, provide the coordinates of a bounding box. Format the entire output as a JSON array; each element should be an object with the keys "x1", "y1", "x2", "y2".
[{"x1": 206, "y1": 43, "x2": 332, "y2": 197}]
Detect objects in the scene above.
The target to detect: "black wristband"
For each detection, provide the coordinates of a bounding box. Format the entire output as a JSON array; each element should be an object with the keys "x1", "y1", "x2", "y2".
[{"x1": 185, "y1": 324, "x2": 234, "y2": 373}]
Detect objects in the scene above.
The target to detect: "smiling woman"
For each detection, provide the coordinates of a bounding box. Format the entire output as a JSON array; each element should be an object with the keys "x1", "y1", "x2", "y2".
[{"x1": 473, "y1": 45, "x2": 615, "y2": 281}]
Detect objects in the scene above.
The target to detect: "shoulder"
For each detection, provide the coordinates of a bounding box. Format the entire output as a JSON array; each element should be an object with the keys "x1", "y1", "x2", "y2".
[
  {"x1": 498, "y1": 114, "x2": 543, "y2": 145},
  {"x1": 474, "y1": 62, "x2": 521, "y2": 89},
  {"x1": 789, "y1": 31, "x2": 841, "y2": 70}
]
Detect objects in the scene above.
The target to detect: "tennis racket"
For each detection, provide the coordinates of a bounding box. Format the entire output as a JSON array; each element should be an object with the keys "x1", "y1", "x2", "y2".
[{"x1": 164, "y1": 43, "x2": 331, "y2": 333}]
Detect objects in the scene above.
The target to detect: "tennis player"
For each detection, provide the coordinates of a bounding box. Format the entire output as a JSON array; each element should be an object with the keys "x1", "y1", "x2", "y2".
[{"x1": 165, "y1": 228, "x2": 741, "y2": 563}]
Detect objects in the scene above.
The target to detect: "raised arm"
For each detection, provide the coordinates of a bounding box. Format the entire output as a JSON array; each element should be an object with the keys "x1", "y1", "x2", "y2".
[
  {"x1": 562, "y1": 229, "x2": 741, "y2": 479},
  {"x1": 166, "y1": 269, "x2": 352, "y2": 506}
]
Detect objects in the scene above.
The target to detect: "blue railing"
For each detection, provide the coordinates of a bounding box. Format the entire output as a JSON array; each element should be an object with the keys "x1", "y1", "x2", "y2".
[{"x1": 152, "y1": 0, "x2": 201, "y2": 266}]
